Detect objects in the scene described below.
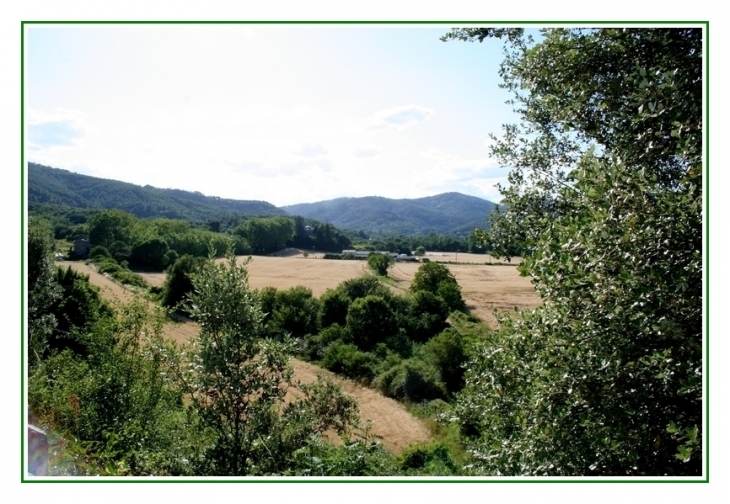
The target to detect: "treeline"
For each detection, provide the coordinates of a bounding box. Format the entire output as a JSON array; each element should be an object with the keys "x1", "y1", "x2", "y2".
[
  {"x1": 37, "y1": 206, "x2": 355, "y2": 271},
  {"x1": 351, "y1": 232, "x2": 490, "y2": 255}
]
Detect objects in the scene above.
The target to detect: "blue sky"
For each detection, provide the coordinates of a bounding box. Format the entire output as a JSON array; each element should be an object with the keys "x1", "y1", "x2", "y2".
[{"x1": 26, "y1": 25, "x2": 517, "y2": 205}]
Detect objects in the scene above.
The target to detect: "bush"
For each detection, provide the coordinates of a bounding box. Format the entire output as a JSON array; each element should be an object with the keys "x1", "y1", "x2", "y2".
[
  {"x1": 304, "y1": 324, "x2": 349, "y2": 360},
  {"x1": 421, "y1": 328, "x2": 472, "y2": 394},
  {"x1": 161, "y1": 254, "x2": 205, "y2": 313},
  {"x1": 346, "y1": 295, "x2": 398, "y2": 351},
  {"x1": 398, "y1": 442, "x2": 459, "y2": 475},
  {"x1": 406, "y1": 291, "x2": 450, "y2": 343},
  {"x1": 376, "y1": 358, "x2": 446, "y2": 403},
  {"x1": 321, "y1": 341, "x2": 376, "y2": 381},
  {"x1": 271, "y1": 286, "x2": 321, "y2": 338},
  {"x1": 318, "y1": 288, "x2": 351, "y2": 329},
  {"x1": 367, "y1": 253, "x2": 393, "y2": 276},
  {"x1": 89, "y1": 246, "x2": 110, "y2": 260}
]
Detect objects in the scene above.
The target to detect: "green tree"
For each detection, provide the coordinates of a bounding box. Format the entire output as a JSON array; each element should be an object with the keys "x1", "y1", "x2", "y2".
[
  {"x1": 446, "y1": 28, "x2": 702, "y2": 476},
  {"x1": 87, "y1": 209, "x2": 138, "y2": 251},
  {"x1": 410, "y1": 262, "x2": 466, "y2": 312},
  {"x1": 28, "y1": 218, "x2": 61, "y2": 365},
  {"x1": 180, "y1": 246, "x2": 358, "y2": 475},
  {"x1": 367, "y1": 253, "x2": 394, "y2": 276},
  {"x1": 161, "y1": 254, "x2": 205, "y2": 314},
  {"x1": 346, "y1": 295, "x2": 398, "y2": 352},
  {"x1": 414, "y1": 246, "x2": 426, "y2": 256},
  {"x1": 129, "y1": 237, "x2": 170, "y2": 271}
]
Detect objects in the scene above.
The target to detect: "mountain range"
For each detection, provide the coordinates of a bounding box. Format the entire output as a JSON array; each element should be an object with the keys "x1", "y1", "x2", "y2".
[
  {"x1": 282, "y1": 194, "x2": 496, "y2": 236},
  {"x1": 27, "y1": 163, "x2": 496, "y2": 236}
]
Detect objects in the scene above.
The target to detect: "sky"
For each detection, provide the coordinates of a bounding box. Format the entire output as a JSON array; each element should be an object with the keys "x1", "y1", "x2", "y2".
[{"x1": 25, "y1": 24, "x2": 517, "y2": 206}]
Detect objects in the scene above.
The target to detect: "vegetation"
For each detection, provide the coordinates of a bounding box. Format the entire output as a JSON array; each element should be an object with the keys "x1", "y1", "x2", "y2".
[
  {"x1": 29, "y1": 162, "x2": 285, "y2": 224},
  {"x1": 445, "y1": 27, "x2": 702, "y2": 476},
  {"x1": 27, "y1": 26, "x2": 702, "y2": 478},
  {"x1": 367, "y1": 253, "x2": 394, "y2": 276}
]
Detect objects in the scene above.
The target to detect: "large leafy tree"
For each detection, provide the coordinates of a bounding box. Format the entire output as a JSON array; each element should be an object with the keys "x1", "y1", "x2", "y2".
[
  {"x1": 179, "y1": 246, "x2": 358, "y2": 475},
  {"x1": 444, "y1": 28, "x2": 703, "y2": 475}
]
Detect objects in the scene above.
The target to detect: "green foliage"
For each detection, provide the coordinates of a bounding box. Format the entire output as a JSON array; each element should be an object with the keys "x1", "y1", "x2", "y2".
[
  {"x1": 421, "y1": 328, "x2": 472, "y2": 395},
  {"x1": 304, "y1": 324, "x2": 350, "y2": 361},
  {"x1": 346, "y1": 295, "x2": 398, "y2": 352},
  {"x1": 376, "y1": 358, "x2": 446, "y2": 403},
  {"x1": 88, "y1": 209, "x2": 139, "y2": 251},
  {"x1": 49, "y1": 266, "x2": 113, "y2": 356},
  {"x1": 321, "y1": 341, "x2": 376, "y2": 381},
  {"x1": 28, "y1": 218, "x2": 61, "y2": 365},
  {"x1": 161, "y1": 254, "x2": 205, "y2": 314},
  {"x1": 318, "y1": 288, "x2": 351, "y2": 329},
  {"x1": 92, "y1": 256, "x2": 148, "y2": 288},
  {"x1": 271, "y1": 286, "x2": 321, "y2": 339},
  {"x1": 414, "y1": 246, "x2": 426, "y2": 256},
  {"x1": 180, "y1": 246, "x2": 360, "y2": 475},
  {"x1": 406, "y1": 291, "x2": 450, "y2": 343},
  {"x1": 448, "y1": 28, "x2": 702, "y2": 476},
  {"x1": 398, "y1": 442, "x2": 460, "y2": 475},
  {"x1": 367, "y1": 253, "x2": 394, "y2": 276},
  {"x1": 129, "y1": 237, "x2": 170, "y2": 271},
  {"x1": 89, "y1": 245, "x2": 110, "y2": 259},
  {"x1": 410, "y1": 261, "x2": 466, "y2": 312},
  {"x1": 235, "y1": 216, "x2": 294, "y2": 255},
  {"x1": 29, "y1": 300, "x2": 188, "y2": 475}
]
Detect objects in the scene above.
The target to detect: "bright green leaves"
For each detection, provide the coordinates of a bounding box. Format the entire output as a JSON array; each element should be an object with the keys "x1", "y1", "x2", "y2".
[{"x1": 447, "y1": 27, "x2": 703, "y2": 476}]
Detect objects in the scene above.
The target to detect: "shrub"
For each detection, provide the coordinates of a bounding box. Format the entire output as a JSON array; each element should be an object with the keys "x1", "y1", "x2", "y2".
[
  {"x1": 318, "y1": 288, "x2": 351, "y2": 329},
  {"x1": 367, "y1": 253, "x2": 393, "y2": 276},
  {"x1": 161, "y1": 254, "x2": 205, "y2": 313},
  {"x1": 89, "y1": 246, "x2": 110, "y2": 260},
  {"x1": 271, "y1": 286, "x2": 321, "y2": 338},
  {"x1": 304, "y1": 324, "x2": 349, "y2": 360},
  {"x1": 376, "y1": 358, "x2": 446, "y2": 403},
  {"x1": 346, "y1": 295, "x2": 398, "y2": 351},
  {"x1": 321, "y1": 341, "x2": 376, "y2": 381}
]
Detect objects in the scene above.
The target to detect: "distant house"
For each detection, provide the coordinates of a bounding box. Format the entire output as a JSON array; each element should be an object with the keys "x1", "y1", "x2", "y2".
[{"x1": 74, "y1": 234, "x2": 90, "y2": 258}]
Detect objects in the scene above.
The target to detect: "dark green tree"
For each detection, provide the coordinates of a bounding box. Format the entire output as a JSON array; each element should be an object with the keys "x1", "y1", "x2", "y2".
[
  {"x1": 161, "y1": 254, "x2": 205, "y2": 314},
  {"x1": 367, "y1": 253, "x2": 394, "y2": 277},
  {"x1": 27, "y1": 218, "x2": 61, "y2": 365}
]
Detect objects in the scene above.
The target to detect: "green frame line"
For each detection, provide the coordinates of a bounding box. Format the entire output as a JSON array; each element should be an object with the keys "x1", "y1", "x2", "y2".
[{"x1": 20, "y1": 20, "x2": 710, "y2": 484}]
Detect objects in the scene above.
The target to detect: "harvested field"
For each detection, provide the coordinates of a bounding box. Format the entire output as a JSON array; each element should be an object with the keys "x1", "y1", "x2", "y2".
[
  {"x1": 135, "y1": 252, "x2": 541, "y2": 328},
  {"x1": 285, "y1": 359, "x2": 431, "y2": 452}
]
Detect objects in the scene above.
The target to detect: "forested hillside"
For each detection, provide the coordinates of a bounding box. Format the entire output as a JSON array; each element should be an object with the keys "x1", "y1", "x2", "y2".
[
  {"x1": 282, "y1": 193, "x2": 497, "y2": 237},
  {"x1": 28, "y1": 162, "x2": 286, "y2": 224}
]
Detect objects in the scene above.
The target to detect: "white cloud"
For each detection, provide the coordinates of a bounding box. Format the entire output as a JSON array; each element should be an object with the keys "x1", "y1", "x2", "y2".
[
  {"x1": 296, "y1": 143, "x2": 327, "y2": 157},
  {"x1": 364, "y1": 105, "x2": 434, "y2": 132},
  {"x1": 353, "y1": 146, "x2": 380, "y2": 158}
]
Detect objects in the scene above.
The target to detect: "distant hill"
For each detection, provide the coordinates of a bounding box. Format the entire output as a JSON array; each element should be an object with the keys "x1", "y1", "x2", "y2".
[
  {"x1": 28, "y1": 163, "x2": 286, "y2": 223},
  {"x1": 282, "y1": 193, "x2": 497, "y2": 237}
]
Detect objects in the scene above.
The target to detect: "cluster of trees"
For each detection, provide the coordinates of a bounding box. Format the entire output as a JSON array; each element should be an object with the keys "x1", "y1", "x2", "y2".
[
  {"x1": 232, "y1": 262, "x2": 470, "y2": 405},
  {"x1": 445, "y1": 27, "x2": 702, "y2": 476}
]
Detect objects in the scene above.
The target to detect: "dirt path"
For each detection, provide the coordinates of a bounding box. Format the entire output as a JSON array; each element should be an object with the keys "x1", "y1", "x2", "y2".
[{"x1": 60, "y1": 260, "x2": 432, "y2": 453}]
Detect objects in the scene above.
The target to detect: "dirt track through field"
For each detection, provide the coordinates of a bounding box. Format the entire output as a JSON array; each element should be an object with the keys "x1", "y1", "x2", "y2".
[{"x1": 59, "y1": 260, "x2": 432, "y2": 453}]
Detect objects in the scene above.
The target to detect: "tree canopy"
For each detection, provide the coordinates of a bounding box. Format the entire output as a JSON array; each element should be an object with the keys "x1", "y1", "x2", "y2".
[{"x1": 446, "y1": 27, "x2": 703, "y2": 476}]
